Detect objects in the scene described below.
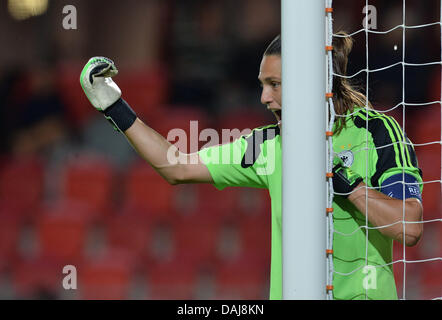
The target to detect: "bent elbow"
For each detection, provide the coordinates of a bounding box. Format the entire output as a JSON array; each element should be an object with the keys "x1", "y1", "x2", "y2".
[
  {"x1": 164, "y1": 166, "x2": 187, "y2": 186},
  {"x1": 153, "y1": 170, "x2": 181, "y2": 186},
  {"x1": 163, "y1": 171, "x2": 182, "y2": 185},
  {"x1": 404, "y1": 235, "x2": 420, "y2": 247},
  {"x1": 167, "y1": 178, "x2": 180, "y2": 186},
  {"x1": 403, "y1": 224, "x2": 423, "y2": 247},
  {"x1": 152, "y1": 163, "x2": 186, "y2": 186},
  {"x1": 404, "y1": 236, "x2": 420, "y2": 247}
]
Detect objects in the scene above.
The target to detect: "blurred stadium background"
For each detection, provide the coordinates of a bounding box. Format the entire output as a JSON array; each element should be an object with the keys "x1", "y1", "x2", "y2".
[{"x1": 0, "y1": 0, "x2": 440, "y2": 299}]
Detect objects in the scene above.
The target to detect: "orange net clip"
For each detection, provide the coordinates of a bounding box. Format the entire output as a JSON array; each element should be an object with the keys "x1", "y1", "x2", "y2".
[
  {"x1": 326, "y1": 92, "x2": 334, "y2": 99},
  {"x1": 326, "y1": 172, "x2": 334, "y2": 178},
  {"x1": 326, "y1": 285, "x2": 334, "y2": 291},
  {"x1": 326, "y1": 208, "x2": 334, "y2": 214},
  {"x1": 326, "y1": 249, "x2": 334, "y2": 255},
  {"x1": 325, "y1": 8, "x2": 333, "y2": 13},
  {"x1": 325, "y1": 45, "x2": 333, "y2": 52},
  {"x1": 326, "y1": 131, "x2": 333, "y2": 137}
]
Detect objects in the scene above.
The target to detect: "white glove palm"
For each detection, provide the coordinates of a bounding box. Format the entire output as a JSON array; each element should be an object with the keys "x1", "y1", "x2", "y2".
[{"x1": 80, "y1": 57, "x2": 122, "y2": 111}]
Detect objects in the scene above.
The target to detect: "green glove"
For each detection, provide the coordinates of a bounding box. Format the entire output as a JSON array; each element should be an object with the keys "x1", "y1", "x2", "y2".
[{"x1": 332, "y1": 156, "x2": 363, "y2": 198}]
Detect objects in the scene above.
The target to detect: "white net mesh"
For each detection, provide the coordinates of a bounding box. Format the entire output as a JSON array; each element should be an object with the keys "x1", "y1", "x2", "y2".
[{"x1": 327, "y1": 0, "x2": 442, "y2": 300}]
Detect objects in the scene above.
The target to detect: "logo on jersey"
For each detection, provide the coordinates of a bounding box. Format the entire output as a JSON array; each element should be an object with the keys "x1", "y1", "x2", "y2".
[
  {"x1": 408, "y1": 185, "x2": 420, "y2": 197},
  {"x1": 338, "y1": 150, "x2": 354, "y2": 167}
]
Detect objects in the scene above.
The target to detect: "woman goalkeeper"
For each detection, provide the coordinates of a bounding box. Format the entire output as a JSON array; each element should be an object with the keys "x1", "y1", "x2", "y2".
[{"x1": 80, "y1": 32, "x2": 423, "y2": 300}]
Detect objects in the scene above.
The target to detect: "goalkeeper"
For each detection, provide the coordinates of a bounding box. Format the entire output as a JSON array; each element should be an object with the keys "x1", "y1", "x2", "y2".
[{"x1": 80, "y1": 32, "x2": 423, "y2": 300}]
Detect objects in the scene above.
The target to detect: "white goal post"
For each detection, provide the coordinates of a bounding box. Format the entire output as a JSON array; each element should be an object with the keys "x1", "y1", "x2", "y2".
[{"x1": 281, "y1": 0, "x2": 327, "y2": 299}]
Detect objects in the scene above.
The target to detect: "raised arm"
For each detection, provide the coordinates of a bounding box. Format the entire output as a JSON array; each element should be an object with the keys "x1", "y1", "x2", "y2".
[
  {"x1": 80, "y1": 57, "x2": 213, "y2": 185},
  {"x1": 124, "y1": 118, "x2": 212, "y2": 185}
]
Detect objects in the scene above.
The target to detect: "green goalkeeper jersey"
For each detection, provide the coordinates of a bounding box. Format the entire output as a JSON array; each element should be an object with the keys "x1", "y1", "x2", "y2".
[
  {"x1": 331, "y1": 107, "x2": 422, "y2": 300},
  {"x1": 198, "y1": 124, "x2": 283, "y2": 299},
  {"x1": 198, "y1": 107, "x2": 422, "y2": 300}
]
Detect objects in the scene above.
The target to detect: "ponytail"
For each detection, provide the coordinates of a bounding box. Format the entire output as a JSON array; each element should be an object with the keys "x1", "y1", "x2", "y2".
[{"x1": 332, "y1": 31, "x2": 372, "y2": 135}]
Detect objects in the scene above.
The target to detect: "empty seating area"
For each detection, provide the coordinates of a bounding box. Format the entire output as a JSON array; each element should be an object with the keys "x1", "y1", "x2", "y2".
[{"x1": 0, "y1": 153, "x2": 273, "y2": 299}]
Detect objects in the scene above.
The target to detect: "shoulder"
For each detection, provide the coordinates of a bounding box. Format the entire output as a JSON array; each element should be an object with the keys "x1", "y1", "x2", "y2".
[
  {"x1": 352, "y1": 108, "x2": 407, "y2": 146},
  {"x1": 241, "y1": 124, "x2": 280, "y2": 141},
  {"x1": 353, "y1": 108, "x2": 402, "y2": 134},
  {"x1": 351, "y1": 108, "x2": 422, "y2": 186},
  {"x1": 240, "y1": 124, "x2": 280, "y2": 169}
]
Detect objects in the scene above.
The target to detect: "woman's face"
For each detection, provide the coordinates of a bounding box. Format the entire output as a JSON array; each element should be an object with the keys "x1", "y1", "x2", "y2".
[{"x1": 258, "y1": 54, "x2": 282, "y2": 127}]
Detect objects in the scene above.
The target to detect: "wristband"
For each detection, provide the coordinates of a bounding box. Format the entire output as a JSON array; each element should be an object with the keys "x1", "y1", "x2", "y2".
[
  {"x1": 103, "y1": 98, "x2": 137, "y2": 132},
  {"x1": 333, "y1": 164, "x2": 363, "y2": 198}
]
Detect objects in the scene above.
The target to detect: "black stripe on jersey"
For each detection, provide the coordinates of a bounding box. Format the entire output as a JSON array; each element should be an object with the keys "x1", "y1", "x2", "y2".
[
  {"x1": 241, "y1": 125, "x2": 280, "y2": 168},
  {"x1": 363, "y1": 109, "x2": 422, "y2": 179},
  {"x1": 386, "y1": 117, "x2": 420, "y2": 172},
  {"x1": 354, "y1": 112, "x2": 403, "y2": 188},
  {"x1": 376, "y1": 111, "x2": 413, "y2": 168}
]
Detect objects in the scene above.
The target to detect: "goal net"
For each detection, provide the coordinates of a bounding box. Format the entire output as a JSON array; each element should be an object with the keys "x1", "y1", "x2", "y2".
[{"x1": 325, "y1": 0, "x2": 442, "y2": 300}]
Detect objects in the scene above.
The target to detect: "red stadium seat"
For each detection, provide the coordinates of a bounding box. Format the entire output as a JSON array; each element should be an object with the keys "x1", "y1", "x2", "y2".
[
  {"x1": 214, "y1": 255, "x2": 268, "y2": 300},
  {"x1": 147, "y1": 257, "x2": 198, "y2": 299},
  {"x1": 0, "y1": 201, "x2": 25, "y2": 272},
  {"x1": 237, "y1": 217, "x2": 271, "y2": 265},
  {"x1": 116, "y1": 64, "x2": 169, "y2": 121},
  {"x1": 57, "y1": 63, "x2": 169, "y2": 129},
  {"x1": 0, "y1": 156, "x2": 44, "y2": 220},
  {"x1": 417, "y1": 220, "x2": 442, "y2": 299},
  {"x1": 60, "y1": 155, "x2": 115, "y2": 220},
  {"x1": 420, "y1": 260, "x2": 442, "y2": 300},
  {"x1": 393, "y1": 241, "x2": 420, "y2": 266},
  {"x1": 415, "y1": 147, "x2": 441, "y2": 219},
  {"x1": 170, "y1": 184, "x2": 200, "y2": 216},
  {"x1": 56, "y1": 62, "x2": 95, "y2": 128},
  {"x1": 79, "y1": 249, "x2": 135, "y2": 299},
  {"x1": 173, "y1": 220, "x2": 220, "y2": 267},
  {"x1": 421, "y1": 182, "x2": 441, "y2": 220},
  {"x1": 12, "y1": 255, "x2": 61, "y2": 299},
  {"x1": 236, "y1": 188, "x2": 271, "y2": 220},
  {"x1": 153, "y1": 106, "x2": 210, "y2": 152},
  {"x1": 171, "y1": 185, "x2": 271, "y2": 229},
  {"x1": 394, "y1": 221, "x2": 442, "y2": 299},
  {"x1": 170, "y1": 186, "x2": 231, "y2": 228},
  {"x1": 193, "y1": 185, "x2": 241, "y2": 221},
  {"x1": 147, "y1": 219, "x2": 177, "y2": 264},
  {"x1": 105, "y1": 206, "x2": 153, "y2": 268},
  {"x1": 124, "y1": 160, "x2": 174, "y2": 215},
  {"x1": 36, "y1": 200, "x2": 93, "y2": 263}
]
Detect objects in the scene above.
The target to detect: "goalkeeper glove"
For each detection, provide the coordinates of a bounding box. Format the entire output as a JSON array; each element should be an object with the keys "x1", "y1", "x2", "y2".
[
  {"x1": 332, "y1": 156, "x2": 363, "y2": 198},
  {"x1": 80, "y1": 57, "x2": 137, "y2": 132}
]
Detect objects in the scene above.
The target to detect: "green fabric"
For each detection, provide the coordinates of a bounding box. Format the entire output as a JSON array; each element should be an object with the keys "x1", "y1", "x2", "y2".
[
  {"x1": 198, "y1": 124, "x2": 282, "y2": 299},
  {"x1": 198, "y1": 107, "x2": 422, "y2": 300},
  {"x1": 331, "y1": 107, "x2": 422, "y2": 300}
]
